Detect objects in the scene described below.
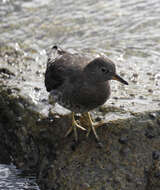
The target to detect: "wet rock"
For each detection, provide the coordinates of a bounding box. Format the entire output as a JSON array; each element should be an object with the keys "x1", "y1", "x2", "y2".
[
  {"x1": 146, "y1": 72, "x2": 152, "y2": 76},
  {"x1": 119, "y1": 147, "x2": 130, "y2": 156},
  {"x1": 148, "y1": 89, "x2": 153, "y2": 93},
  {"x1": 157, "y1": 118, "x2": 160, "y2": 125},
  {"x1": 149, "y1": 113, "x2": 157, "y2": 119},
  {"x1": 0, "y1": 45, "x2": 160, "y2": 190},
  {"x1": 129, "y1": 93, "x2": 135, "y2": 97},
  {"x1": 146, "y1": 159, "x2": 160, "y2": 190},
  {"x1": 119, "y1": 136, "x2": 128, "y2": 144},
  {"x1": 0, "y1": 68, "x2": 15, "y2": 78},
  {"x1": 145, "y1": 131, "x2": 155, "y2": 139},
  {"x1": 152, "y1": 151, "x2": 160, "y2": 160}
]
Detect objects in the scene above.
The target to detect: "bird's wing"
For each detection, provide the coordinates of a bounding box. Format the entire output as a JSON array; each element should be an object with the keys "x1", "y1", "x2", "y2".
[
  {"x1": 45, "y1": 47, "x2": 69, "y2": 92},
  {"x1": 44, "y1": 47, "x2": 89, "y2": 92},
  {"x1": 44, "y1": 46, "x2": 96, "y2": 92}
]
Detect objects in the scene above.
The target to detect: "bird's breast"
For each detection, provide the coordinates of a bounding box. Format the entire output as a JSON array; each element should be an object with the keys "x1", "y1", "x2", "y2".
[{"x1": 71, "y1": 81, "x2": 111, "y2": 112}]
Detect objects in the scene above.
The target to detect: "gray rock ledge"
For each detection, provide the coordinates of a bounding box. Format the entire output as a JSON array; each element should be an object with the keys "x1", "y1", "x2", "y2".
[{"x1": 0, "y1": 45, "x2": 160, "y2": 190}]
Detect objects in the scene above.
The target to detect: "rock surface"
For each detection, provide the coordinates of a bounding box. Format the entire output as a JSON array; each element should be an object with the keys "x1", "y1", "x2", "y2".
[{"x1": 0, "y1": 45, "x2": 160, "y2": 190}]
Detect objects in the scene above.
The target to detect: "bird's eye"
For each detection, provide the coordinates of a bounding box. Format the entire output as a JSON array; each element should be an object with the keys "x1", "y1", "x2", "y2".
[
  {"x1": 101, "y1": 67, "x2": 106, "y2": 72},
  {"x1": 101, "y1": 67, "x2": 109, "y2": 73}
]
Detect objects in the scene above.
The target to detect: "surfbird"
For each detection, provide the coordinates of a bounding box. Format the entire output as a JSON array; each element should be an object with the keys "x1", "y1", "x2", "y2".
[{"x1": 45, "y1": 46, "x2": 128, "y2": 142}]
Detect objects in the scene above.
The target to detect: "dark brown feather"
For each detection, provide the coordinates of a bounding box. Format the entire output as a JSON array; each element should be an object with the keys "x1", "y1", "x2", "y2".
[{"x1": 44, "y1": 47, "x2": 92, "y2": 92}]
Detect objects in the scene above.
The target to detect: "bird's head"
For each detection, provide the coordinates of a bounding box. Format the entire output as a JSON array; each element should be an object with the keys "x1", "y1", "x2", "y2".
[{"x1": 84, "y1": 57, "x2": 128, "y2": 85}]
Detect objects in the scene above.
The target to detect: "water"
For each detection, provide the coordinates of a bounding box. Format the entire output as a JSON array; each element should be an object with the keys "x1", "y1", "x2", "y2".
[
  {"x1": 0, "y1": 164, "x2": 39, "y2": 190},
  {"x1": 0, "y1": 0, "x2": 160, "y2": 189}
]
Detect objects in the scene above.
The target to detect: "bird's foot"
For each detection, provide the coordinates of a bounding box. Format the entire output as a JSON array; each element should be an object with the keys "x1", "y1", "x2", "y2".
[
  {"x1": 65, "y1": 112, "x2": 86, "y2": 142},
  {"x1": 81, "y1": 112, "x2": 105, "y2": 142},
  {"x1": 86, "y1": 121, "x2": 105, "y2": 140}
]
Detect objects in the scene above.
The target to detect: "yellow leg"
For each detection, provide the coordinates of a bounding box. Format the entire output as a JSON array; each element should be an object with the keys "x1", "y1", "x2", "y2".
[
  {"x1": 83, "y1": 112, "x2": 105, "y2": 141},
  {"x1": 65, "y1": 112, "x2": 86, "y2": 141}
]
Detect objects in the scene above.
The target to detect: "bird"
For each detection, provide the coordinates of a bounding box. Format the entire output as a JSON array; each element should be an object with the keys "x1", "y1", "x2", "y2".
[{"x1": 44, "y1": 45, "x2": 128, "y2": 142}]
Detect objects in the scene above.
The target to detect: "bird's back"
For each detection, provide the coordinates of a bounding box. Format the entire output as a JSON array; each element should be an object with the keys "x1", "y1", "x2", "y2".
[{"x1": 44, "y1": 46, "x2": 92, "y2": 92}]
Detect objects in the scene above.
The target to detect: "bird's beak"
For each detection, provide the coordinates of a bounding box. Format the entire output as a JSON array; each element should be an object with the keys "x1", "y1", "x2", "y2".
[{"x1": 112, "y1": 74, "x2": 128, "y2": 85}]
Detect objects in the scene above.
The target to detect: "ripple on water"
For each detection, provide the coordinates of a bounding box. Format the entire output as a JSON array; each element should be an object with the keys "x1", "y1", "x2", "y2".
[{"x1": 0, "y1": 164, "x2": 39, "y2": 190}]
